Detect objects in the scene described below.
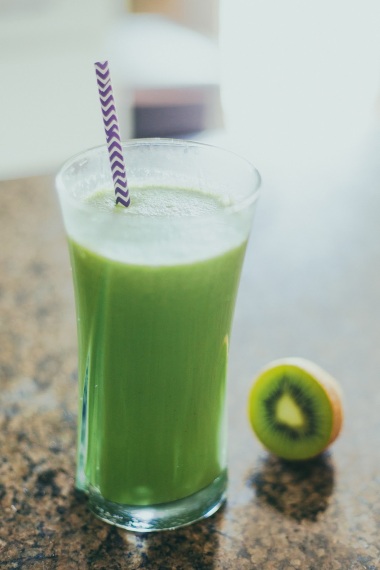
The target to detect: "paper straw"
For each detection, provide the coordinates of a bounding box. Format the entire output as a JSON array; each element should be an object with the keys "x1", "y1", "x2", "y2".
[{"x1": 94, "y1": 61, "x2": 130, "y2": 208}]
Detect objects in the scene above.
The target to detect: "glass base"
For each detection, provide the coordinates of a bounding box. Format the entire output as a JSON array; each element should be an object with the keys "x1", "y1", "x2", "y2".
[{"x1": 86, "y1": 470, "x2": 227, "y2": 532}]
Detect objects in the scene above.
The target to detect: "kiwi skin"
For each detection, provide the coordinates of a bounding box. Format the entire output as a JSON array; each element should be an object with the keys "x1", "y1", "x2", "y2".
[{"x1": 248, "y1": 357, "x2": 344, "y2": 460}]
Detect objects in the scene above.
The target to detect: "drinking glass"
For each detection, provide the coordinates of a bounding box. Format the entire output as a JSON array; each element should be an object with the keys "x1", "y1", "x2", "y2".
[{"x1": 56, "y1": 139, "x2": 261, "y2": 531}]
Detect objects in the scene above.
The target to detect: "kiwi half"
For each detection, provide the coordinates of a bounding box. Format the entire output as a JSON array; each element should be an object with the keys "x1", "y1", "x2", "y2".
[{"x1": 248, "y1": 358, "x2": 343, "y2": 460}]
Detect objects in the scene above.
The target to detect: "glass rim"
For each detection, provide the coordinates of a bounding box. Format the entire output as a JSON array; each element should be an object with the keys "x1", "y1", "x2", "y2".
[{"x1": 55, "y1": 137, "x2": 261, "y2": 217}]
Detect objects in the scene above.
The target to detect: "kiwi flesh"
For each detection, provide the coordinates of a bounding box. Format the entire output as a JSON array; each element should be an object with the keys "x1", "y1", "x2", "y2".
[{"x1": 248, "y1": 358, "x2": 343, "y2": 460}]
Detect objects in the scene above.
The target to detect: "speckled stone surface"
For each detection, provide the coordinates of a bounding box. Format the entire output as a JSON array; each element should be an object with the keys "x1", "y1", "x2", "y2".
[{"x1": 0, "y1": 156, "x2": 380, "y2": 569}]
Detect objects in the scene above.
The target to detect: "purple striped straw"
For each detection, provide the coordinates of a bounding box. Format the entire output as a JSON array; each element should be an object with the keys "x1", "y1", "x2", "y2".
[{"x1": 94, "y1": 60, "x2": 130, "y2": 207}]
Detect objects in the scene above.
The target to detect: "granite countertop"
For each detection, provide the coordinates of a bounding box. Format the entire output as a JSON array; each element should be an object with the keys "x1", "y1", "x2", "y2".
[{"x1": 0, "y1": 150, "x2": 380, "y2": 569}]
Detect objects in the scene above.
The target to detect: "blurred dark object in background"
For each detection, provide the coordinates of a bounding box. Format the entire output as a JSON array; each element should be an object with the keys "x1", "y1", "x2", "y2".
[
  {"x1": 134, "y1": 86, "x2": 222, "y2": 138},
  {"x1": 118, "y1": 1, "x2": 222, "y2": 139}
]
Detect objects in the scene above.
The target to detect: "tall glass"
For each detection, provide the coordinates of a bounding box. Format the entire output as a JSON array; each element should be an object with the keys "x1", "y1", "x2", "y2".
[{"x1": 56, "y1": 139, "x2": 260, "y2": 531}]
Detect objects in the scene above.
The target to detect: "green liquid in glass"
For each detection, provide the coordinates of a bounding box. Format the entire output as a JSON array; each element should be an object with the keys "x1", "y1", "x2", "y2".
[{"x1": 69, "y1": 188, "x2": 246, "y2": 506}]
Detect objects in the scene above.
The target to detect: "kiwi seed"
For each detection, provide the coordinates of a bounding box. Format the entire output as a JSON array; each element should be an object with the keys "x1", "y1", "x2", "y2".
[{"x1": 248, "y1": 358, "x2": 343, "y2": 460}]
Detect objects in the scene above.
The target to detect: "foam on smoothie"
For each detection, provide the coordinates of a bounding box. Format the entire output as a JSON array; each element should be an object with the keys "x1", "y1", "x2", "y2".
[
  {"x1": 86, "y1": 186, "x2": 226, "y2": 217},
  {"x1": 65, "y1": 186, "x2": 250, "y2": 266}
]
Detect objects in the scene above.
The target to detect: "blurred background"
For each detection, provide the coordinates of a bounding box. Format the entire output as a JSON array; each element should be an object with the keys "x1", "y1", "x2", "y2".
[{"x1": 0, "y1": 0, "x2": 379, "y2": 184}]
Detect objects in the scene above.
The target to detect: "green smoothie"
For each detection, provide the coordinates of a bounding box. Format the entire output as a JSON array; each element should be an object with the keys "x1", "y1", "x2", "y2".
[{"x1": 69, "y1": 187, "x2": 247, "y2": 506}]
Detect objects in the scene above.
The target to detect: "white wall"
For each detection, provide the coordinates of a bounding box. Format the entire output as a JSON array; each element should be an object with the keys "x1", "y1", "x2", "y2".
[
  {"x1": 219, "y1": 0, "x2": 380, "y2": 178},
  {"x1": 0, "y1": 0, "x2": 125, "y2": 180}
]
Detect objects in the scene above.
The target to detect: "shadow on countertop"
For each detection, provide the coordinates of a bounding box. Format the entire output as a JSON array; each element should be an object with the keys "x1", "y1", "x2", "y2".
[
  {"x1": 58, "y1": 489, "x2": 224, "y2": 569},
  {"x1": 247, "y1": 453, "x2": 335, "y2": 522}
]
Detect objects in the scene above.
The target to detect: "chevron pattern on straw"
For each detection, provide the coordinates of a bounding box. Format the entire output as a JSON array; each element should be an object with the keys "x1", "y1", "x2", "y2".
[{"x1": 94, "y1": 61, "x2": 130, "y2": 207}]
